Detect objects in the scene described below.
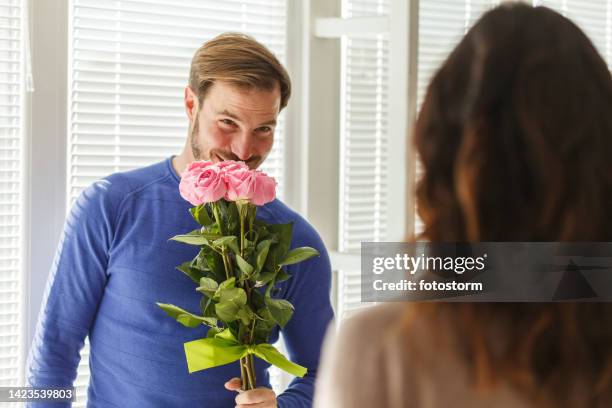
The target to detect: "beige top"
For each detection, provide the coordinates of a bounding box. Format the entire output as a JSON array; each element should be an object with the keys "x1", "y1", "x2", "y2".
[{"x1": 313, "y1": 303, "x2": 532, "y2": 408}]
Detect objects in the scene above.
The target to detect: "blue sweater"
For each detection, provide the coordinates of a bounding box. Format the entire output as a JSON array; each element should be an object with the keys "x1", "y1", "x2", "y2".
[{"x1": 26, "y1": 156, "x2": 334, "y2": 407}]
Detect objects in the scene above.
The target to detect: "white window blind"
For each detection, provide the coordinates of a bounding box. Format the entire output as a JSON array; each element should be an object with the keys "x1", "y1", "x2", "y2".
[
  {"x1": 0, "y1": 0, "x2": 22, "y2": 389},
  {"x1": 338, "y1": 0, "x2": 389, "y2": 319},
  {"x1": 417, "y1": 1, "x2": 495, "y2": 109},
  {"x1": 415, "y1": 0, "x2": 612, "y2": 236},
  {"x1": 69, "y1": 0, "x2": 287, "y2": 404}
]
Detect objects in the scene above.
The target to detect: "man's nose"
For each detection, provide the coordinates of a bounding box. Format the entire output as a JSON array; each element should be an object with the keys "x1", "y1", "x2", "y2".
[{"x1": 231, "y1": 131, "x2": 254, "y2": 161}]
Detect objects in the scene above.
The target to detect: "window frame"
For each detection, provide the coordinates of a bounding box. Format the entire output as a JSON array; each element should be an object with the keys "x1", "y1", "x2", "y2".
[{"x1": 312, "y1": 0, "x2": 416, "y2": 318}]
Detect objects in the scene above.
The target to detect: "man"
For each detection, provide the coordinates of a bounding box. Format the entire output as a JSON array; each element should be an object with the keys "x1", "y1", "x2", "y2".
[{"x1": 26, "y1": 33, "x2": 334, "y2": 408}]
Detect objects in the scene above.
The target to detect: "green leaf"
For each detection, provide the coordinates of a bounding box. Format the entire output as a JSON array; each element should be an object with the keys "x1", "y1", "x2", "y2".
[
  {"x1": 236, "y1": 254, "x2": 254, "y2": 276},
  {"x1": 207, "y1": 223, "x2": 222, "y2": 236},
  {"x1": 199, "y1": 248, "x2": 226, "y2": 282},
  {"x1": 215, "y1": 287, "x2": 247, "y2": 322},
  {"x1": 214, "y1": 277, "x2": 236, "y2": 300},
  {"x1": 256, "y1": 224, "x2": 270, "y2": 241},
  {"x1": 219, "y1": 287, "x2": 247, "y2": 305},
  {"x1": 253, "y1": 307, "x2": 276, "y2": 343},
  {"x1": 250, "y1": 288, "x2": 266, "y2": 310},
  {"x1": 219, "y1": 277, "x2": 236, "y2": 291},
  {"x1": 236, "y1": 305, "x2": 254, "y2": 326},
  {"x1": 216, "y1": 199, "x2": 227, "y2": 215},
  {"x1": 264, "y1": 223, "x2": 293, "y2": 271},
  {"x1": 196, "y1": 277, "x2": 219, "y2": 297},
  {"x1": 190, "y1": 204, "x2": 213, "y2": 226},
  {"x1": 213, "y1": 236, "x2": 240, "y2": 254},
  {"x1": 176, "y1": 261, "x2": 204, "y2": 284},
  {"x1": 276, "y1": 269, "x2": 292, "y2": 283},
  {"x1": 170, "y1": 234, "x2": 209, "y2": 246},
  {"x1": 255, "y1": 271, "x2": 275, "y2": 287},
  {"x1": 156, "y1": 303, "x2": 217, "y2": 328},
  {"x1": 255, "y1": 240, "x2": 272, "y2": 272},
  {"x1": 279, "y1": 247, "x2": 320, "y2": 266},
  {"x1": 215, "y1": 302, "x2": 239, "y2": 322},
  {"x1": 227, "y1": 321, "x2": 240, "y2": 340},
  {"x1": 257, "y1": 307, "x2": 277, "y2": 327},
  {"x1": 170, "y1": 230, "x2": 221, "y2": 246},
  {"x1": 265, "y1": 297, "x2": 295, "y2": 328},
  {"x1": 213, "y1": 235, "x2": 235, "y2": 246},
  {"x1": 200, "y1": 296, "x2": 215, "y2": 318},
  {"x1": 244, "y1": 237, "x2": 256, "y2": 253},
  {"x1": 218, "y1": 200, "x2": 240, "y2": 235}
]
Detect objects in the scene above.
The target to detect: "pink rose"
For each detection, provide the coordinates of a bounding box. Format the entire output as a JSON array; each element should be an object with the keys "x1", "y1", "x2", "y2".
[
  {"x1": 225, "y1": 167, "x2": 255, "y2": 202},
  {"x1": 179, "y1": 160, "x2": 227, "y2": 205},
  {"x1": 180, "y1": 160, "x2": 215, "y2": 178},
  {"x1": 250, "y1": 171, "x2": 276, "y2": 206},
  {"x1": 179, "y1": 160, "x2": 276, "y2": 206},
  {"x1": 225, "y1": 168, "x2": 277, "y2": 205},
  {"x1": 216, "y1": 160, "x2": 249, "y2": 172}
]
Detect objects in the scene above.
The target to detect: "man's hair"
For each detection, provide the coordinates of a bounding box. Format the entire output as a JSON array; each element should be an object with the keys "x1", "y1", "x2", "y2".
[{"x1": 188, "y1": 32, "x2": 291, "y2": 110}]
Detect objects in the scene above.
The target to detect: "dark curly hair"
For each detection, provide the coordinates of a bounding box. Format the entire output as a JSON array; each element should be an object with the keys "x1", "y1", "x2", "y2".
[{"x1": 411, "y1": 3, "x2": 612, "y2": 406}]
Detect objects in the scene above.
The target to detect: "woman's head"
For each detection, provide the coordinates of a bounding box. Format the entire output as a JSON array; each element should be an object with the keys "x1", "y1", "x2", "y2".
[
  {"x1": 411, "y1": 4, "x2": 612, "y2": 406},
  {"x1": 415, "y1": 3, "x2": 612, "y2": 242}
]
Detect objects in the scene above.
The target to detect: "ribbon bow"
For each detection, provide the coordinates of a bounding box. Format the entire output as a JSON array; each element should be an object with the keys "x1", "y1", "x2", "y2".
[{"x1": 184, "y1": 329, "x2": 307, "y2": 377}]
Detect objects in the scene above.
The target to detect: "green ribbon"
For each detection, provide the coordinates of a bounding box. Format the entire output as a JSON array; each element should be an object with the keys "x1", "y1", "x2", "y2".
[{"x1": 184, "y1": 329, "x2": 308, "y2": 377}]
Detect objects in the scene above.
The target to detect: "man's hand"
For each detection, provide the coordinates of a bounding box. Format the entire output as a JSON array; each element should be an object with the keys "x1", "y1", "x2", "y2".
[{"x1": 224, "y1": 377, "x2": 278, "y2": 408}]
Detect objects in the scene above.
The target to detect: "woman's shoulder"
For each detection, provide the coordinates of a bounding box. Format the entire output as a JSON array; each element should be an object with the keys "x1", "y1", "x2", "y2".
[
  {"x1": 340, "y1": 303, "x2": 408, "y2": 334},
  {"x1": 338, "y1": 303, "x2": 431, "y2": 351},
  {"x1": 315, "y1": 304, "x2": 425, "y2": 408},
  {"x1": 331, "y1": 303, "x2": 529, "y2": 408}
]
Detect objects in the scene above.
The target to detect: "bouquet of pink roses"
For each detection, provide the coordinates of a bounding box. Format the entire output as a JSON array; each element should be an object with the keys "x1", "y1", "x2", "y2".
[{"x1": 157, "y1": 160, "x2": 319, "y2": 391}]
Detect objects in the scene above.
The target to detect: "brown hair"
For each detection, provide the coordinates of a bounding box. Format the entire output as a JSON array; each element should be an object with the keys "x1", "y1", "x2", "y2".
[
  {"x1": 188, "y1": 32, "x2": 291, "y2": 110},
  {"x1": 412, "y1": 3, "x2": 612, "y2": 406}
]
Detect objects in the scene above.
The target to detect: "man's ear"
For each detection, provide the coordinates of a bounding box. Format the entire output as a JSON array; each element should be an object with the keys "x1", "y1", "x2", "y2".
[{"x1": 184, "y1": 86, "x2": 199, "y2": 122}]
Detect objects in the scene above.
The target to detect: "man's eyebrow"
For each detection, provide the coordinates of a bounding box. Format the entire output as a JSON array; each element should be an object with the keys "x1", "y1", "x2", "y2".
[
  {"x1": 217, "y1": 109, "x2": 240, "y2": 120},
  {"x1": 217, "y1": 109, "x2": 276, "y2": 127},
  {"x1": 258, "y1": 119, "x2": 277, "y2": 127}
]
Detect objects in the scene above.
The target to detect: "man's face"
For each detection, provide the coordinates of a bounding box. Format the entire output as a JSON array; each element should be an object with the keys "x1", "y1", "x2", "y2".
[{"x1": 185, "y1": 81, "x2": 281, "y2": 170}]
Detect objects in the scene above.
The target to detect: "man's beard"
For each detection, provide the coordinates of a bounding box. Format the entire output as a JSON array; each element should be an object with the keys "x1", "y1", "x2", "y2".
[{"x1": 189, "y1": 117, "x2": 203, "y2": 160}]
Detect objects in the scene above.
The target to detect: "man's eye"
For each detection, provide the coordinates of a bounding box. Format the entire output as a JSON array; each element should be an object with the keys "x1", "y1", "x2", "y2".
[
  {"x1": 220, "y1": 119, "x2": 236, "y2": 126},
  {"x1": 257, "y1": 126, "x2": 272, "y2": 133}
]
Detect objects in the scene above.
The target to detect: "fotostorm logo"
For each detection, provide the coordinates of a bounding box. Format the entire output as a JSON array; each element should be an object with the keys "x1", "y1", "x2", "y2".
[{"x1": 372, "y1": 253, "x2": 488, "y2": 275}]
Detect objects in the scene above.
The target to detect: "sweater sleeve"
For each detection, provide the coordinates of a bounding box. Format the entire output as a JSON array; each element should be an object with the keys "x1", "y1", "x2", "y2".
[
  {"x1": 25, "y1": 176, "x2": 125, "y2": 407},
  {"x1": 276, "y1": 223, "x2": 335, "y2": 408}
]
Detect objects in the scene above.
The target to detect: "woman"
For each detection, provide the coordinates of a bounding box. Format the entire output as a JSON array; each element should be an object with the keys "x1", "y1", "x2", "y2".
[{"x1": 314, "y1": 3, "x2": 612, "y2": 407}]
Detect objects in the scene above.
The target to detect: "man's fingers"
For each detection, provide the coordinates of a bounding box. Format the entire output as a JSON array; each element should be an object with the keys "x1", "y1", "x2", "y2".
[
  {"x1": 235, "y1": 387, "x2": 276, "y2": 405},
  {"x1": 224, "y1": 377, "x2": 243, "y2": 392}
]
